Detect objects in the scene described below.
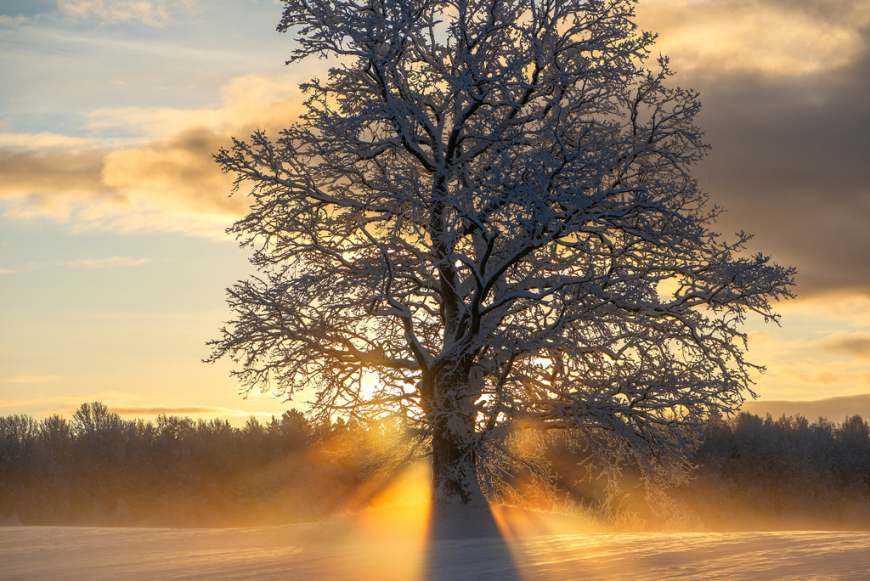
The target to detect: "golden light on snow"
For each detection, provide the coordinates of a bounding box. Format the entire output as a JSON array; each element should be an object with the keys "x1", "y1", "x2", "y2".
[
  {"x1": 293, "y1": 456, "x2": 610, "y2": 580},
  {"x1": 491, "y1": 505, "x2": 599, "y2": 538},
  {"x1": 343, "y1": 461, "x2": 433, "y2": 542},
  {"x1": 6, "y1": 526, "x2": 870, "y2": 580}
]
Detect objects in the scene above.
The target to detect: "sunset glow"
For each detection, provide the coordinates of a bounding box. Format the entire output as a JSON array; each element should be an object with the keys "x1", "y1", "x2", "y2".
[{"x1": 1, "y1": 0, "x2": 869, "y2": 428}]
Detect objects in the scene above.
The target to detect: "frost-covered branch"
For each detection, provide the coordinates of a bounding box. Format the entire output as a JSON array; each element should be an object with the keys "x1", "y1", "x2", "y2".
[{"x1": 210, "y1": 0, "x2": 795, "y2": 508}]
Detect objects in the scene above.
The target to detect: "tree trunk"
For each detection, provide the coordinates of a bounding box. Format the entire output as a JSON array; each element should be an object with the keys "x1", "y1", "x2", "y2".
[
  {"x1": 428, "y1": 365, "x2": 488, "y2": 509},
  {"x1": 428, "y1": 411, "x2": 502, "y2": 539},
  {"x1": 430, "y1": 416, "x2": 488, "y2": 509}
]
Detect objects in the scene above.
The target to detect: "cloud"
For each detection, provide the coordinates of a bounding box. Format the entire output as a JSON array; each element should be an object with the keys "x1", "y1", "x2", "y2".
[
  {"x1": 695, "y1": 61, "x2": 870, "y2": 296},
  {"x1": 107, "y1": 405, "x2": 278, "y2": 419},
  {"x1": 824, "y1": 333, "x2": 870, "y2": 359},
  {"x1": 0, "y1": 267, "x2": 14, "y2": 274},
  {"x1": 61, "y1": 256, "x2": 151, "y2": 268},
  {"x1": 0, "y1": 396, "x2": 284, "y2": 425},
  {"x1": 60, "y1": 0, "x2": 174, "y2": 27},
  {"x1": 0, "y1": 74, "x2": 304, "y2": 237},
  {"x1": 735, "y1": 293, "x2": 870, "y2": 401},
  {"x1": 780, "y1": 368, "x2": 862, "y2": 386},
  {"x1": 100, "y1": 128, "x2": 247, "y2": 218},
  {"x1": 109, "y1": 405, "x2": 231, "y2": 415},
  {"x1": 633, "y1": 0, "x2": 870, "y2": 298},
  {"x1": 0, "y1": 132, "x2": 97, "y2": 150},
  {"x1": 84, "y1": 74, "x2": 306, "y2": 141},
  {"x1": 0, "y1": 14, "x2": 32, "y2": 27},
  {"x1": 782, "y1": 294, "x2": 870, "y2": 327},
  {"x1": 743, "y1": 393, "x2": 870, "y2": 422},
  {"x1": 6, "y1": 375, "x2": 63, "y2": 383},
  {"x1": 632, "y1": 1, "x2": 870, "y2": 297},
  {"x1": 0, "y1": 149, "x2": 110, "y2": 220},
  {"x1": 2, "y1": 7, "x2": 868, "y2": 299},
  {"x1": 636, "y1": 0, "x2": 870, "y2": 78}
]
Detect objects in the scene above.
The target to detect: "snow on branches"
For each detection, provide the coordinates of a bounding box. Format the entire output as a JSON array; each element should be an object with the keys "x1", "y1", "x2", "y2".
[{"x1": 208, "y1": 0, "x2": 795, "y2": 507}]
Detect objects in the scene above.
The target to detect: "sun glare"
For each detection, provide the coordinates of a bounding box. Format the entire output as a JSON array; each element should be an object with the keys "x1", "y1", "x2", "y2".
[{"x1": 346, "y1": 461, "x2": 433, "y2": 542}]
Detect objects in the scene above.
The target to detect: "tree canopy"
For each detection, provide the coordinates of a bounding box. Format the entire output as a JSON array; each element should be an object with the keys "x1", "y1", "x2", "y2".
[{"x1": 208, "y1": 0, "x2": 795, "y2": 510}]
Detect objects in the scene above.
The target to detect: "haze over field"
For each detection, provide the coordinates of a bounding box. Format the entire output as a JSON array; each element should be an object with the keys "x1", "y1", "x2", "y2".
[{"x1": 1, "y1": 0, "x2": 869, "y2": 424}]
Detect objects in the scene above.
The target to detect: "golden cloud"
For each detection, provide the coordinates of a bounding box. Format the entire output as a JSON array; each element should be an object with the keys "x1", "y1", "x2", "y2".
[
  {"x1": 109, "y1": 405, "x2": 232, "y2": 416},
  {"x1": 107, "y1": 405, "x2": 278, "y2": 419},
  {"x1": 0, "y1": 393, "x2": 279, "y2": 424},
  {"x1": 0, "y1": 75, "x2": 306, "y2": 237},
  {"x1": 0, "y1": 149, "x2": 111, "y2": 220},
  {"x1": 101, "y1": 128, "x2": 245, "y2": 216},
  {"x1": 0, "y1": 132, "x2": 98, "y2": 150},
  {"x1": 636, "y1": 0, "x2": 870, "y2": 77},
  {"x1": 738, "y1": 292, "x2": 870, "y2": 400},
  {"x1": 782, "y1": 368, "x2": 854, "y2": 385},
  {"x1": 823, "y1": 333, "x2": 870, "y2": 359},
  {"x1": 782, "y1": 293, "x2": 870, "y2": 326}
]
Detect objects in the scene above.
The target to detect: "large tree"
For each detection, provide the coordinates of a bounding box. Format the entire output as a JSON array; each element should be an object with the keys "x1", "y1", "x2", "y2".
[{"x1": 209, "y1": 0, "x2": 794, "y2": 513}]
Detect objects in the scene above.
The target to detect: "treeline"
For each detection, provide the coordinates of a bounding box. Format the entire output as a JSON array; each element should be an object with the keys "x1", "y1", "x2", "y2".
[
  {"x1": 681, "y1": 412, "x2": 870, "y2": 529},
  {"x1": 0, "y1": 402, "x2": 399, "y2": 527},
  {"x1": 565, "y1": 411, "x2": 870, "y2": 531},
  {"x1": 2, "y1": 403, "x2": 870, "y2": 530}
]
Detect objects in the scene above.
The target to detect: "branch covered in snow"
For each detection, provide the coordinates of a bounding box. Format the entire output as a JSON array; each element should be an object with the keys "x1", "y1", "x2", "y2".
[{"x1": 209, "y1": 0, "x2": 795, "y2": 504}]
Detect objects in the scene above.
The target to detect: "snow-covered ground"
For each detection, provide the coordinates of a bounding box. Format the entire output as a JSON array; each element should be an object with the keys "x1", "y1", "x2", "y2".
[{"x1": 3, "y1": 522, "x2": 870, "y2": 580}]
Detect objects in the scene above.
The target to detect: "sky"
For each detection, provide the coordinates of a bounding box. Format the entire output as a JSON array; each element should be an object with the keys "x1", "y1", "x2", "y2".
[{"x1": 1, "y1": 0, "x2": 869, "y2": 425}]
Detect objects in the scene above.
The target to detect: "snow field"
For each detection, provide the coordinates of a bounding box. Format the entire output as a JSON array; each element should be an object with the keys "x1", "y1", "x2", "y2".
[{"x1": 3, "y1": 525, "x2": 870, "y2": 580}]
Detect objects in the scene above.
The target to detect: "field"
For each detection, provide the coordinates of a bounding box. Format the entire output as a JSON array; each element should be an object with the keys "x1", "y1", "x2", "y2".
[{"x1": 3, "y1": 520, "x2": 870, "y2": 580}]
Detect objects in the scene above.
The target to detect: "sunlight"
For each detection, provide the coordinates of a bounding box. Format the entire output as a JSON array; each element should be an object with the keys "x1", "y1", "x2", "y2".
[
  {"x1": 491, "y1": 504, "x2": 599, "y2": 538},
  {"x1": 657, "y1": 276, "x2": 681, "y2": 302},
  {"x1": 323, "y1": 462, "x2": 434, "y2": 580},
  {"x1": 347, "y1": 461, "x2": 433, "y2": 543},
  {"x1": 359, "y1": 372, "x2": 380, "y2": 400}
]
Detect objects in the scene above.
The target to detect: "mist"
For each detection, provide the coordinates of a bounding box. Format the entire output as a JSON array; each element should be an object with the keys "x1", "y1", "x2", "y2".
[{"x1": 3, "y1": 402, "x2": 870, "y2": 533}]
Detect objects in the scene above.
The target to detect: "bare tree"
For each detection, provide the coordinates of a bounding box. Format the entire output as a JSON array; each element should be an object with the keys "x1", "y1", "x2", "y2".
[{"x1": 208, "y1": 0, "x2": 795, "y2": 513}]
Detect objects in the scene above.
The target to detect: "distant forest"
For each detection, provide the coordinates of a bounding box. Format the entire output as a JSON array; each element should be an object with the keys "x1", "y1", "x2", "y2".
[{"x1": 2, "y1": 402, "x2": 869, "y2": 530}]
